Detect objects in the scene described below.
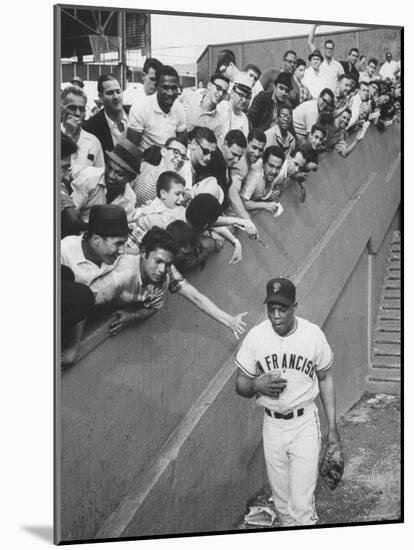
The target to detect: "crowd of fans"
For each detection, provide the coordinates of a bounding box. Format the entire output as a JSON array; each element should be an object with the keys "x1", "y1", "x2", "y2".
[{"x1": 60, "y1": 25, "x2": 402, "y2": 366}]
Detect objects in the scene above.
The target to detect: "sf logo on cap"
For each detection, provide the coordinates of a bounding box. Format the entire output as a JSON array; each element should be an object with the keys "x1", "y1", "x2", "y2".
[{"x1": 273, "y1": 282, "x2": 281, "y2": 294}]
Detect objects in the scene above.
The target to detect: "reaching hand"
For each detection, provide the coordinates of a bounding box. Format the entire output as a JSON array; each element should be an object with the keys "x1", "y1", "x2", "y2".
[
  {"x1": 229, "y1": 241, "x2": 243, "y2": 264},
  {"x1": 228, "y1": 311, "x2": 248, "y2": 339},
  {"x1": 109, "y1": 310, "x2": 136, "y2": 336}
]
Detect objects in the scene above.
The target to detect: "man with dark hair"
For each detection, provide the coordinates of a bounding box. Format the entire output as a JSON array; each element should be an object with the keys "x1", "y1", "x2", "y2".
[
  {"x1": 71, "y1": 137, "x2": 141, "y2": 222},
  {"x1": 60, "y1": 133, "x2": 87, "y2": 238},
  {"x1": 228, "y1": 128, "x2": 266, "y2": 225},
  {"x1": 82, "y1": 74, "x2": 128, "y2": 155},
  {"x1": 307, "y1": 25, "x2": 344, "y2": 92},
  {"x1": 166, "y1": 220, "x2": 208, "y2": 273},
  {"x1": 240, "y1": 146, "x2": 284, "y2": 215},
  {"x1": 333, "y1": 74, "x2": 354, "y2": 119},
  {"x1": 290, "y1": 59, "x2": 312, "y2": 108},
  {"x1": 258, "y1": 50, "x2": 297, "y2": 94},
  {"x1": 301, "y1": 124, "x2": 327, "y2": 171},
  {"x1": 272, "y1": 146, "x2": 309, "y2": 202},
  {"x1": 179, "y1": 72, "x2": 230, "y2": 141},
  {"x1": 215, "y1": 49, "x2": 242, "y2": 83},
  {"x1": 248, "y1": 72, "x2": 293, "y2": 131},
  {"x1": 326, "y1": 108, "x2": 364, "y2": 157},
  {"x1": 123, "y1": 58, "x2": 163, "y2": 108},
  {"x1": 61, "y1": 85, "x2": 104, "y2": 177},
  {"x1": 360, "y1": 58, "x2": 379, "y2": 83},
  {"x1": 243, "y1": 64, "x2": 262, "y2": 87},
  {"x1": 265, "y1": 104, "x2": 296, "y2": 156},
  {"x1": 340, "y1": 48, "x2": 360, "y2": 85},
  {"x1": 292, "y1": 88, "x2": 335, "y2": 143},
  {"x1": 132, "y1": 136, "x2": 189, "y2": 207},
  {"x1": 348, "y1": 81, "x2": 371, "y2": 130},
  {"x1": 379, "y1": 52, "x2": 400, "y2": 82},
  {"x1": 128, "y1": 65, "x2": 187, "y2": 152}
]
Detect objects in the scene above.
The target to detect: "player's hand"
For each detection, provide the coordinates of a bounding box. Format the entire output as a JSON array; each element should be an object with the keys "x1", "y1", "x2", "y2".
[
  {"x1": 227, "y1": 311, "x2": 248, "y2": 339},
  {"x1": 109, "y1": 310, "x2": 136, "y2": 336},
  {"x1": 254, "y1": 372, "x2": 287, "y2": 397},
  {"x1": 229, "y1": 240, "x2": 242, "y2": 264}
]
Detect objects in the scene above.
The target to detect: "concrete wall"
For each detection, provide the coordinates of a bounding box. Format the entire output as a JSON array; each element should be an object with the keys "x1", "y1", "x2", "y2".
[
  {"x1": 197, "y1": 27, "x2": 402, "y2": 83},
  {"x1": 58, "y1": 124, "x2": 400, "y2": 542}
]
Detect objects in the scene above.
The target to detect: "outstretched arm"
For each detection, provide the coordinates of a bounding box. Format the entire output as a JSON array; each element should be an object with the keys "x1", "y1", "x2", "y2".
[
  {"x1": 317, "y1": 368, "x2": 340, "y2": 444},
  {"x1": 177, "y1": 281, "x2": 248, "y2": 339},
  {"x1": 308, "y1": 24, "x2": 317, "y2": 52}
]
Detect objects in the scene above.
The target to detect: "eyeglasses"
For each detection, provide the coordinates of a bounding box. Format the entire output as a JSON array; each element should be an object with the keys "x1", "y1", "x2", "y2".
[
  {"x1": 233, "y1": 88, "x2": 251, "y2": 101},
  {"x1": 212, "y1": 82, "x2": 228, "y2": 98},
  {"x1": 194, "y1": 138, "x2": 215, "y2": 157},
  {"x1": 320, "y1": 96, "x2": 334, "y2": 107},
  {"x1": 278, "y1": 112, "x2": 292, "y2": 119},
  {"x1": 64, "y1": 104, "x2": 86, "y2": 114},
  {"x1": 167, "y1": 147, "x2": 189, "y2": 162}
]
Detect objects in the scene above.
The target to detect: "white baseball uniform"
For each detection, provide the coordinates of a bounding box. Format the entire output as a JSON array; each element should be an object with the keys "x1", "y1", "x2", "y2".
[{"x1": 236, "y1": 315, "x2": 333, "y2": 526}]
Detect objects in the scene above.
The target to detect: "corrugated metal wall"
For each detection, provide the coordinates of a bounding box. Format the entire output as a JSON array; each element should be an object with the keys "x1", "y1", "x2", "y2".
[{"x1": 197, "y1": 27, "x2": 402, "y2": 82}]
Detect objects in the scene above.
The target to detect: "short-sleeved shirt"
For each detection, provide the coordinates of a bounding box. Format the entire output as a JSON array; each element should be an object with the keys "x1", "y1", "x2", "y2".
[
  {"x1": 235, "y1": 316, "x2": 333, "y2": 412},
  {"x1": 128, "y1": 94, "x2": 186, "y2": 152},
  {"x1": 132, "y1": 197, "x2": 186, "y2": 231},
  {"x1": 61, "y1": 235, "x2": 185, "y2": 308},
  {"x1": 62, "y1": 127, "x2": 105, "y2": 178},
  {"x1": 302, "y1": 67, "x2": 325, "y2": 99},
  {"x1": 216, "y1": 101, "x2": 249, "y2": 144},
  {"x1": 240, "y1": 165, "x2": 273, "y2": 201},
  {"x1": 179, "y1": 89, "x2": 226, "y2": 141},
  {"x1": 318, "y1": 58, "x2": 344, "y2": 92},
  {"x1": 71, "y1": 166, "x2": 136, "y2": 222},
  {"x1": 292, "y1": 100, "x2": 319, "y2": 139},
  {"x1": 379, "y1": 60, "x2": 399, "y2": 81},
  {"x1": 265, "y1": 124, "x2": 296, "y2": 156}
]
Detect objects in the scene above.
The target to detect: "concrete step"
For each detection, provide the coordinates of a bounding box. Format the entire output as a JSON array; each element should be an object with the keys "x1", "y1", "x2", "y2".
[
  {"x1": 370, "y1": 353, "x2": 400, "y2": 366},
  {"x1": 385, "y1": 270, "x2": 400, "y2": 280},
  {"x1": 383, "y1": 279, "x2": 401, "y2": 289},
  {"x1": 378, "y1": 309, "x2": 400, "y2": 320},
  {"x1": 391, "y1": 231, "x2": 401, "y2": 243},
  {"x1": 366, "y1": 377, "x2": 401, "y2": 395},
  {"x1": 376, "y1": 321, "x2": 400, "y2": 333},
  {"x1": 382, "y1": 288, "x2": 400, "y2": 299},
  {"x1": 374, "y1": 332, "x2": 401, "y2": 344},
  {"x1": 379, "y1": 299, "x2": 401, "y2": 309},
  {"x1": 373, "y1": 343, "x2": 400, "y2": 357},
  {"x1": 368, "y1": 367, "x2": 401, "y2": 380}
]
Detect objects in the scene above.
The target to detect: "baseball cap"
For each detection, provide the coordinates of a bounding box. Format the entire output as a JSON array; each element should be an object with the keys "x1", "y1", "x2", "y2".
[
  {"x1": 88, "y1": 204, "x2": 129, "y2": 237},
  {"x1": 264, "y1": 277, "x2": 296, "y2": 306}
]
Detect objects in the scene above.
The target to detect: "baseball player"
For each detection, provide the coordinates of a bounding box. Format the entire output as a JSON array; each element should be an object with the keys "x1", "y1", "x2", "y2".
[{"x1": 235, "y1": 277, "x2": 340, "y2": 526}]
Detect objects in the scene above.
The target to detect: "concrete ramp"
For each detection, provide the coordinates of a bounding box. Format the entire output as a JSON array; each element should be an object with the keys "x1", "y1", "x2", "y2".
[{"x1": 57, "y1": 124, "x2": 401, "y2": 542}]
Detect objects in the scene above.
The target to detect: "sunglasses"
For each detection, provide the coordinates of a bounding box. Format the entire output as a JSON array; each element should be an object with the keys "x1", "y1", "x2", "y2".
[
  {"x1": 167, "y1": 147, "x2": 189, "y2": 162},
  {"x1": 194, "y1": 138, "x2": 215, "y2": 157}
]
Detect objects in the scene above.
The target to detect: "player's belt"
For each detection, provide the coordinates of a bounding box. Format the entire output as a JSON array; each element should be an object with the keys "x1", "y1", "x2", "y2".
[{"x1": 265, "y1": 407, "x2": 304, "y2": 420}]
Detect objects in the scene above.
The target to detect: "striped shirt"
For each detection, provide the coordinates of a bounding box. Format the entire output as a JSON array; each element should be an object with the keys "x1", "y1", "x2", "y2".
[{"x1": 61, "y1": 235, "x2": 185, "y2": 308}]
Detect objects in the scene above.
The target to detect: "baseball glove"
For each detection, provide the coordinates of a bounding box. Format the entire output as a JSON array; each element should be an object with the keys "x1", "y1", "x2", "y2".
[{"x1": 319, "y1": 442, "x2": 344, "y2": 490}]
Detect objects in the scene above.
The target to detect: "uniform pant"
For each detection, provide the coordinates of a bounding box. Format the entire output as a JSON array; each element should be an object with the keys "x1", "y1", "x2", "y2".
[{"x1": 263, "y1": 402, "x2": 321, "y2": 526}]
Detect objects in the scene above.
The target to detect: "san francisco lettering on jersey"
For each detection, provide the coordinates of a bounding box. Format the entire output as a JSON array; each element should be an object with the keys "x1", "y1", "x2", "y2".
[{"x1": 257, "y1": 353, "x2": 316, "y2": 379}]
